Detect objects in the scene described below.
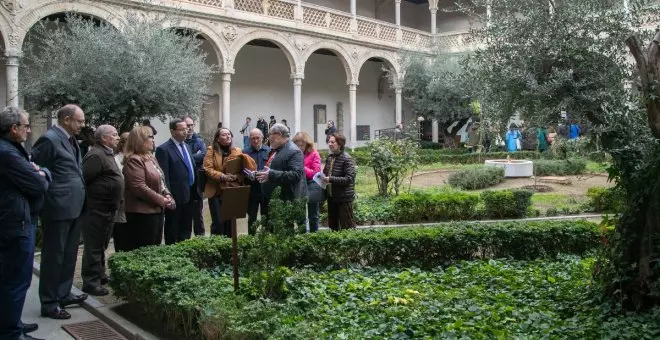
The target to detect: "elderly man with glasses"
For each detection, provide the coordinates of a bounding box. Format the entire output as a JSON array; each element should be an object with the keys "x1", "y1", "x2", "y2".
[{"x1": 0, "y1": 107, "x2": 52, "y2": 340}]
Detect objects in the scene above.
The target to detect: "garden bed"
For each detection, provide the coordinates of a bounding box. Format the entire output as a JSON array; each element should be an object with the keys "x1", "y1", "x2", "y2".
[{"x1": 109, "y1": 221, "x2": 608, "y2": 339}]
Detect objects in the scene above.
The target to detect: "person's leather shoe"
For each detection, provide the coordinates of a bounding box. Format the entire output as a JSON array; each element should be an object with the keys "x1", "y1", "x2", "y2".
[
  {"x1": 82, "y1": 286, "x2": 109, "y2": 296},
  {"x1": 59, "y1": 293, "x2": 88, "y2": 308},
  {"x1": 22, "y1": 322, "x2": 38, "y2": 333},
  {"x1": 100, "y1": 276, "x2": 110, "y2": 285},
  {"x1": 41, "y1": 308, "x2": 71, "y2": 320},
  {"x1": 19, "y1": 334, "x2": 44, "y2": 340}
]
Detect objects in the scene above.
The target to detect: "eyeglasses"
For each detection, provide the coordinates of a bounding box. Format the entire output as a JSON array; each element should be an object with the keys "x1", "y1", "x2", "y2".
[
  {"x1": 186, "y1": 124, "x2": 194, "y2": 128},
  {"x1": 148, "y1": 135, "x2": 154, "y2": 139},
  {"x1": 16, "y1": 123, "x2": 31, "y2": 129}
]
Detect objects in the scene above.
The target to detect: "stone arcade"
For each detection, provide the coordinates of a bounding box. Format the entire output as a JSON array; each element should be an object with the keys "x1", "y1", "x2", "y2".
[{"x1": 0, "y1": 0, "x2": 474, "y2": 148}]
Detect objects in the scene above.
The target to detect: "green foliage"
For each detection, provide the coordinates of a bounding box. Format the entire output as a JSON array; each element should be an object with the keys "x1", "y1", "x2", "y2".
[
  {"x1": 399, "y1": 53, "x2": 475, "y2": 147},
  {"x1": 366, "y1": 135, "x2": 420, "y2": 196},
  {"x1": 482, "y1": 189, "x2": 534, "y2": 219},
  {"x1": 586, "y1": 187, "x2": 624, "y2": 213},
  {"x1": 391, "y1": 191, "x2": 480, "y2": 222},
  {"x1": 245, "y1": 188, "x2": 306, "y2": 299},
  {"x1": 447, "y1": 165, "x2": 505, "y2": 190},
  {"x1": 21, "y1": 13, "x2": 213, "y2": 131},
  {"x1": 534, "y1": 159, "x2": 587, "y2": 176}
]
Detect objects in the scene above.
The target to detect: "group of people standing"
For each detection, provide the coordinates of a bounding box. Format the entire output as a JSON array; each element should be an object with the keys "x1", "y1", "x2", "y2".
[{"x1": 0, "y1": 105, "x2": 357, "y2": 340}]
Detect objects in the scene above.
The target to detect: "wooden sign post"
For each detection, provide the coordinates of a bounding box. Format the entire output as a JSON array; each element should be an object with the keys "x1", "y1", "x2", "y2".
[{"x1": 218, "y1": 186, "x2": 251, "y2": 292}]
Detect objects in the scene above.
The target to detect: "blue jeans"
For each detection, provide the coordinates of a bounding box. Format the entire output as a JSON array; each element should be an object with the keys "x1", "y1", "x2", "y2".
[
  {"x1": 0, "y1": 224, "x2": 35, "y2": 339},
  {"x1": 307, "y1": 201, "x2": 320, "y2": 232},
  {"x1": 243, "y1": 136, "x2": 249, "y2": 147}
]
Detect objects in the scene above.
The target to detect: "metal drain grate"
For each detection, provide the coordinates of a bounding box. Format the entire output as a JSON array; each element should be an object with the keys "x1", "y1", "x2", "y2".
[{"x1": 61, "y1": 320, "x2": 127, "y2": 340}]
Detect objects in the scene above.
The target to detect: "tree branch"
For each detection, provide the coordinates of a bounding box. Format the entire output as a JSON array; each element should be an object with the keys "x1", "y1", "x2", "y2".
[{"x1": 625, "y1": 34, "x2": 649, "y2": 90}]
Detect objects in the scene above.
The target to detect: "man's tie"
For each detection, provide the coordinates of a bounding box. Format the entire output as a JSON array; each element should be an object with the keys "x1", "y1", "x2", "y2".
[
  {"x1": 179, "y1": 142, "x2": 194, "y2": 186},
  {"x1": 69, "y1": 136, "x2": 78, "y2": 159}
]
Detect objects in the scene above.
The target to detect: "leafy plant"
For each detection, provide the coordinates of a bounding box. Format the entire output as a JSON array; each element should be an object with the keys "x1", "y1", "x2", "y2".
[
  {"x1": 586, "y1": 187, "x2": 624, "y2": 213},
  {"x1": 448, "y1": 165, "x2": 505, "y2": 190},
  {"x1": 533, "y1": 159, "x2": 587, "y2": 176},
  {"x1": 366, "y1": 132, "x2": 420, "y2": 196},
  {"x1": 481, "y1": 189, "x2": 534, "y2": 219},
  {"x1": 21, "y1": 13, "x2": 214, "y2": 132}
]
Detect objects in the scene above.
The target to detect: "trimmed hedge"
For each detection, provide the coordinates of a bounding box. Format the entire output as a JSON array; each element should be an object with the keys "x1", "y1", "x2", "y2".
[
  {"x1": 586, "y1": 187, "x2": 624, "y2": 213},
  {"x1": 534, "y1": 159, "x2": 587, "y2": 176},
  {"x1": 108, "y1": 221, "x2": 601, "y2": 339},
  {"x1": 319, "y1": 148, "x2": 541, "y2": 166},
  {"x1": 352, "y1": 189, "x2": 532, "y2": 225},
  {"x1": 110, "y1": 220, "x2": 602, "y2": 273},
  {"x1": 447, "y1": 165, "x2": 505, "y2": 190},
  {"x1": 482, "y1": 189, "x2": 534, "y2": 219}
]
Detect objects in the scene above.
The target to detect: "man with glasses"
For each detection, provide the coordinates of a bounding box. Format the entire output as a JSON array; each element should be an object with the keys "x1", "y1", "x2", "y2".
[
  {"x1": 183, "y1": 116, "x2": 206, "y2": 237},
  {"x1": 156, "y1": 118, "x2": 196, "y2": 244},
  {"x1": 0, "y1": 107, "x2": 51, "y2": 340},
  {"x1": 255, "y1": 124, "x2": 307, "y2": 225},
  {"x1": 32, "y1": 104, "x2": 88, "y2": 320}
]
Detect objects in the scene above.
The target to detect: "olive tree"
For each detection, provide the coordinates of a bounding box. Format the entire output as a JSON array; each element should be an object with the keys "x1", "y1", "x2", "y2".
[
  {"x1": 21, "y1": 12, "x2": 215, "y2": 132},
  {"x1": 460, "y1": 0, "x2": 660, "y2": 310}
]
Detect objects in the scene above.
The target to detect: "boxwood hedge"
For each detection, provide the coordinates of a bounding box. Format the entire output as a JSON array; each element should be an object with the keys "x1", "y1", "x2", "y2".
[{"x1": 109, "y1": 221, "x2": 602, "y2": 339}]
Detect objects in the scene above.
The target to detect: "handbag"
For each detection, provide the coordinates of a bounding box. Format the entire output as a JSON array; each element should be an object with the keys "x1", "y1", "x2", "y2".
[{"x1": 307, "y1": 180, "x2": 325, "y2": 203}]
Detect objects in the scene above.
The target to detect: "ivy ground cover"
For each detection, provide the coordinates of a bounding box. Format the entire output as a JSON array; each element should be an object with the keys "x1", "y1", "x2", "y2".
[{"x1": 205, "y1": 257, "x2": 660, "y2": 339}]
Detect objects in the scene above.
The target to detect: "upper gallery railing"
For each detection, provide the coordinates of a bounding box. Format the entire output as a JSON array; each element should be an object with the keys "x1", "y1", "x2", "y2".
[{"x1": 183, "y1": 0, "x2": 472, "y2": 51}]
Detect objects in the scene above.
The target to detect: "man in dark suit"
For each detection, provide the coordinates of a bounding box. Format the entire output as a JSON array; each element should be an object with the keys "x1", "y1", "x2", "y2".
[
  {"x1": 156, "y1": 118, "x2": 196, "y2": 245},
  {"x1": 256, "y1": 123, "x2": 307, "y2": 206},
  {"x1": 32, "y1": 104, "x2": 88, "y2": 320},
  {"x1": 80, "y1": 125, "x2": 123, "y2": 296},
  {"x1": 183, "y1": 116, "x2": 206, "y2": 237},
  {"x1": 0, "y1": 107, "x2": 51, "y2": 340}
]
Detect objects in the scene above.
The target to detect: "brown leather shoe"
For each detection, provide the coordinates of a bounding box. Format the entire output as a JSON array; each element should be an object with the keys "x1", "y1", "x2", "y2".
[{"x1": 83, "y1": 286, "x2": 109, "y2": 296}]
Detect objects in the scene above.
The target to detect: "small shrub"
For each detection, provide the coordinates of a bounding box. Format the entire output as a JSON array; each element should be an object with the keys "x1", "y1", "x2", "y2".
[
  {"x1": 482, "y1": 189, "x2": 534, "y2": 219},
  {"x1": 392, "y1": 191, "x2": 479, "y2": 222},
  {"x1": 546, "y1": 207, "x2": 559, "y2": 217},
  {"x1": 586, "y1": 187, "x2": 624, "y2": 213},
  {"x1": 588, "y1": 151, "x2": 611, "y2": 163},
  {"x1": 534, "y1": 159, "x2": 587, "y2": 176},
  {"x1": 448, "y1": 165, "x2": 505, "y2": 190}
]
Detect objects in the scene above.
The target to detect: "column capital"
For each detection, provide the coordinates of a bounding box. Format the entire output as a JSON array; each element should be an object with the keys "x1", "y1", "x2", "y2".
[
  {"x1": 221, "y1": 72, "x2": 233, "y2": 82},
  {"x1": 429, "y1": 0, "x2": 439, "y2": 11},
  {"x1": 394, "y1": 86, "x2": 403, "y2": 94},
  {"x1": 290, "y1": 72, "x2": 304, "y2": 80},
  {"x1": 395, "y1": 0, "x2": 401, "y2": 3},
  {"x1": 347, "y1": 80, "x2": 359, "y2": 87},
  {"x1": 5, "y1": 48, "x2": 22, "y2": 60}
]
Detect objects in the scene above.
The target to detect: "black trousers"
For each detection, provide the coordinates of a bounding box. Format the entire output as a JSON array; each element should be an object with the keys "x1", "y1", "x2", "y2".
[
  {"x1": 327, "y1": 198, "x2": 356, "y2": 231},
  {"x1": 164, "y1": 200, "x2": 194, "y2": 245},
  {"x1": 0, "y1": 224, "x2": 34, "y2": 339},
  {"x1": 192, "y1": 199, "x2": 205, "y2": 236},
  {"x1": 120, "y1": 212, "x2": 164, "y2": 251},
  {"x1": 246, "y1": 194, "x2": 268, "y2": 235},
  {"x1": 208, "y1": 197, "x2": 231, "y2": 237},
  {"x1": 80, "y1": 209, "x2": 115, "y2": 289},
  {"x1": 39, "y1": 218, "x2": 81, "y2": 314}
]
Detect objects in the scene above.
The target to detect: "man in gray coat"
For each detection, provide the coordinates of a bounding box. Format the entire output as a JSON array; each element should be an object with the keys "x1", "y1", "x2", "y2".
[
  {"x1": 32, "y1": 104, "x2": 88, "y2": 320},
  {"x1": 255, "y1": 123, "x2": 307, "y2": 204}
]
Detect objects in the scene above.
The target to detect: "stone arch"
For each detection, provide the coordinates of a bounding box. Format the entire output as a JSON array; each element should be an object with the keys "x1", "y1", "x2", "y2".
[
  {"x1": 301, "y1": 41, "x2": 355, "y2": 85},
  {"x1": 15, "y1": 1, "x2": 126, "y2": 48},
  {"x1": 0, "y1": 8, "x2": 12, "y2": 50},
  {"x1": 230, "y1": 29, "x2": 300, "y2": 76},
  {"x1": 356, "y1": 51, "x2": 401, "y2": 85},
  {"x1": 162, "y1": 19, "x2": 228, "y2": 71}
]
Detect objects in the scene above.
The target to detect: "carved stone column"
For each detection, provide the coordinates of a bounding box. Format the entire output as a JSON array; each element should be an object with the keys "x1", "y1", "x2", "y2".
[
  {"x1": 429, "y1": 0, "x2": 439, "y2": 35},
  {"x1": 350, "y1": 0, "x2": 357, "y2": 33},
  {"x1": 395, "y1": 0, "x2": 402, "y2": 42},
  {"x1": 221, "y1": 72, "x2": 232, "y2": 129},
  {"x1": 336, "y1": 102, "x2": 344, "y2": 135},
  {"x1": 348, "y1": 82, "x2": 357, "y2": 149},
  {"x1": 432, "y1": 119, "x2": 439, "y2": 143},
  {"x1": 395, "y1": 86, "x2": 402, "y2": 126},
  {"x1": 5, "y1": 49, "x2": 21, "y2": 107},
  {"x1": 292, "y1": 75, "x2": 303, "y2": 134}
]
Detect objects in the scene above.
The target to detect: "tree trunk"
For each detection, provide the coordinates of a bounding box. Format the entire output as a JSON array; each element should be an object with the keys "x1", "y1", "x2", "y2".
[{"x1": 604, "y1": 33, "x2": 660, "y2": 310}]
